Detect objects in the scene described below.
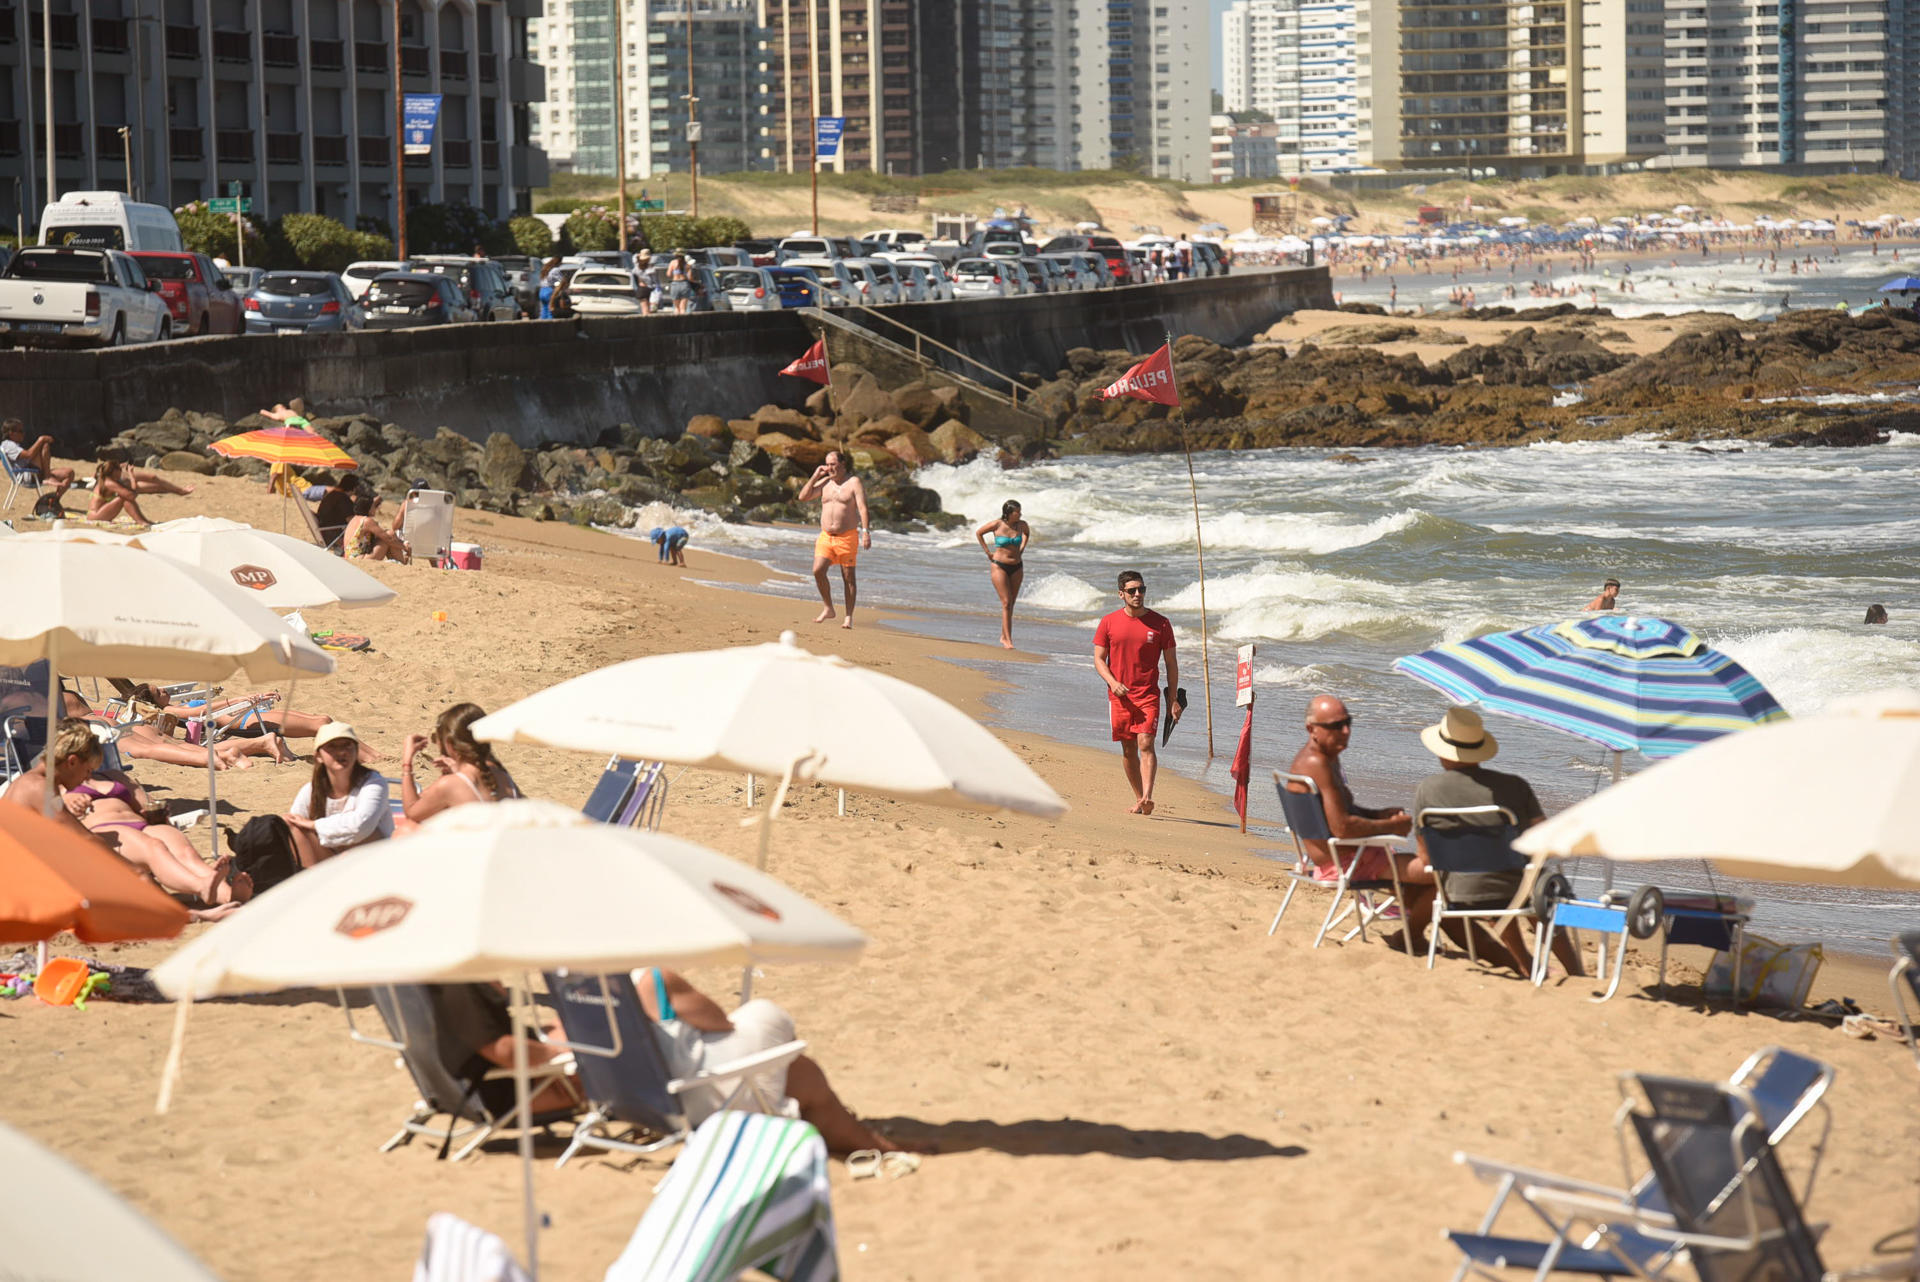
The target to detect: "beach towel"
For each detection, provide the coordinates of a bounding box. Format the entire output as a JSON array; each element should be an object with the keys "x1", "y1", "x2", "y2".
[
  {"x1": 310, "y1": 629, "x2": 371, "y2": 652},
  {"x1": 603, "y1": 1111, "x2": 839, "y2": 1282},
  {"x1": 412, "y1": 1212, "x2": 531, "y2": 1282}
]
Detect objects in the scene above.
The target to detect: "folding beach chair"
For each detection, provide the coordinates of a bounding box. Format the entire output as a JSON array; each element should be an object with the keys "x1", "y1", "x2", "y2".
[
  {"x1": 2, "y1": 449, "x2": 42, "y2": 510},
  {"x1": 1893, "y1": 931, "x2": 1920, "y2": 1075},
  {"x1": 581, "y1": 757, "x2": 670, "y2": 832},
  {"x1": 1445, "y1": 1046, "x2": 1833, "y2": 1282},
  {"x1": 602, "y1": 1111, "x2": 840, "y2": 1282},
  {"x1": 347, "y1": 983, "x2": 576, "y2": 1162},
  {"x1": 1266, "y1": 769, "x2": 1413, "y2": 953},
  {"x1": 411, "y1": 1212, "x2": 532, "y2": 1282},
  {"x1": 1416, "y1": 805, "x2": 1530, "y2": 971},
  {"x1": 398, "y1": 489, "x2": 455, "y2": 566},
  {"x1": 544, "y1": 969, "x2": 806, "y2": 1170}
]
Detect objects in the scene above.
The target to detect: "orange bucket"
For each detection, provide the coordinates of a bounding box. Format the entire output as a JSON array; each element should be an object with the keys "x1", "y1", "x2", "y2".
[{"x1": 34, "y1": 957, "x2": 92, "y2": 1006}]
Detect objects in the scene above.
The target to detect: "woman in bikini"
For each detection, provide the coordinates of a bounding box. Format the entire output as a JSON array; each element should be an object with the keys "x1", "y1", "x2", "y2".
[
  {"x1": 124, "y1": 683, "x2": 325, "y2": 763},
  {"x1": 974, "y1": 499, "x2": 1032, "y2": 650},
  {"x1": 87, "y1": 458, "x2": 155, "y2": 525},
  {"x1": 4, "y1": 719, "x2": 249, "y2": 912},
  {"x1": 344, "y1": 492, "x2": 410, "y2": 563},
  {"x1": 399, "y1": 702, "x2": 521, "y2": 828}
]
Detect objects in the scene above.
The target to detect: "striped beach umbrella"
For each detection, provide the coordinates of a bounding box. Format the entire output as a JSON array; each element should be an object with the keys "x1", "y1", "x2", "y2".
[
  {"x1": 1393, "y1": 615, "x2": 1786, "y2": 760},
  {"x1": 207, "y1": 424, "x2": 356, "y2": 470}
]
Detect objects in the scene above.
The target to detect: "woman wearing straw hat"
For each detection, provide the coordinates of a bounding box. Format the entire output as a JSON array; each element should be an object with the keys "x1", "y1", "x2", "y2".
[{"x1": 283, "y1": 722, "x2": 391, "y2": 867}]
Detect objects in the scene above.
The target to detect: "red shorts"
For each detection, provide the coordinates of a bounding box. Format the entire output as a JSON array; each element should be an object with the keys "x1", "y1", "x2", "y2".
[
  {"x1": 1109, "y1": 689, "x2": 1160, "y2": 741},
  {"x1": 1312, "y1": 845, "x2": 1393, "y2": 884}
]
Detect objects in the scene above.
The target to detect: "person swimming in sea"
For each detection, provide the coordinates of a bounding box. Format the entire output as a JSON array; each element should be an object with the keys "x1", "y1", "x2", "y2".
[{"x1": 975, "y1": 500, "x2": 1032, "y2": 650}]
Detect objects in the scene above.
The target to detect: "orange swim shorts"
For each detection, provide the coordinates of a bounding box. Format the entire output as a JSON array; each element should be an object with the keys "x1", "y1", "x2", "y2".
[{"x1": 815, "y1": 528, "x2": 859, "y2": 568}]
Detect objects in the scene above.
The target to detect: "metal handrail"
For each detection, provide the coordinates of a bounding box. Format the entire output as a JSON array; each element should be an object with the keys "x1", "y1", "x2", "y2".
[{"x1": 813, "y1": 305, "x2": 1029, "y2": 407}]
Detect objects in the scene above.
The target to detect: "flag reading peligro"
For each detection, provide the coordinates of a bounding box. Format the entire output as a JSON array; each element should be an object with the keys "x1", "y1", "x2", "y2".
[
  {"x1": 780, "y1": 339, "x2": 830, "y2": 385},
  {"x1": 1096, "y1": 343, "x2": 1180, "y2": 406}
]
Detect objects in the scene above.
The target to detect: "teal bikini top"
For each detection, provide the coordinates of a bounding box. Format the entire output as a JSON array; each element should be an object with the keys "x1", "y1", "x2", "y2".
[{"x1": 993, "y1": 533, "x2": 1022, "y2": 549}]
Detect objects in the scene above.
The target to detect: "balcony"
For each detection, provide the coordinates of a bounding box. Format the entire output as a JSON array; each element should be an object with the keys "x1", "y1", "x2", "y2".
[
  {"x1": 478, "y1": 53, "x2": 499, "y2": 83},
  {"x1": 314, "y1": 135, "x2": 349, "y2": 166},
  {"x1": 216, "y1": 130, "x2": 253, "y2": 163},
  {"x1": 92, "y1": 17, "x2": 128, "y2": 52},
  {"x1": 481, "y1": 140, "x2": 500, "y2": 168},
  {"x1": 165, "y1": 23, "x2": 199, "y2": 58},
  {"x1": 212, "y1": 29, "x2": 250, "y2": 61},
  {"x1": 263, "y1": 33, "x2": 300, "y2": 66},
  {"x1": 356, "y1": 41, "x2": 387, "y2": 73},
  {"x1": 311, "y1": 38, "x2": 344, "y2": 70},
  {"x1": 95, "y1": 124, "x2": 130, "y2": 154},
  {"x1": 53, "y1": 123, "x2": 81, "y2": 157},
  {"x1": 170, "y1": 127, "x2": 203, "y2": 159},
  {"x1": 441, "y1": 49, "x2": 468, "y2": 78},
  {"x1": 401, "y1": 45, "x2": 430, "y2": 75},
  {"x1": 358, "y1": 135, "x2": 391, "y2": 166},
  {"x1": 0, "y1": 120, "x2": 18, "y2": 155},
  {"x1": 267, "y1": 132, "x2": 302, "y2": 164},
  {"x1": 30, "y1": 12, "x2": 78, "y2": 46},
  {"x1": 509, "y1": 57, "x2": 547, "y2": 102},
  {"x1": 0, "y1": 7, "x2": 11, "y2": 44},
  {"x1": 443, "y1": 139, "x2": 472, "y2": 167}
]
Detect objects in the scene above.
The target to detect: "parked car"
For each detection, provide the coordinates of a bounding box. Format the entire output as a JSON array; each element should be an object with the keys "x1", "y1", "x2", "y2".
[
  {"x1": 784, "y1": 258, "x2": 860, "y2": 308},
  {"x1": 775, "y1": 235, "x2": 836, "y2": 265},
  {"x1": 1193, "y1": 241, "x2": 1230, "y2": 277},
  {"x1": 342, "y1": 259, "x2": 409, "y2": 302},
  {"x1": 864, "y1": 228, "x2": 931, "y2": 253},
  {"x1": 1010, "y1": 260, "x2": 1051, "y2": 294},
  {"x1": 766, "y1": 266, "x2": 831, "y2": 309},
  {"x1": 360, "y1": 272, "x2": 477, "y2": 328},
  {"x1": 130, "y1": 250, "x2": 243, "y2": 335},
  {"x1": 220, "y1": 264, "x2": 265, "y2": 296},
  {"x1": 409, "y1": 256, "x2": 518, "y2": 321},
  {"x1": 895, "y1": 261, "x2": 941, "y2": 303},
  {"x1": 493, "y1": 254, "x2": 543, "y2": 317},
  {"x1": 1040, "y1": 252, "x2": 1093, "y2": 292},
  {"x1": 733, "y1": 237, "x2": 779, "y2": 266},
  {"x1": 567, "y1": 268, "x2": 647, "y2": 316},
  {"x1": 981, "y1": 241, "x2": 1035, "y2": 264},
  {"x1": 840, "y1": 258, "x2": 900, "y2": 305},
  {"x1": 0, "y1": 245, "x2": 170, "y2": 347},
  {"x1": 1030, "y1": 258, "x2": 1072, "y2": 294},
  {"x1": 891, "y1": 256, "x2": 953, "y2": 302},
  {"x1": 689, "y1": 246, "x2": 753, "y2": 270},
  {"x1": 243, "y1": 271, "x2": 362, "y2": 333},
  {"x1": 962, "y1": 227, "x2": 1031, "y2": 257},
  {"x1": 866, "y1": 258, "x2": 916, "y2": 303},
  {"x1": 950, "y1": 257, "x2": 1014, "y2": 299},
  {"x1": 574, "y1": 249, "x2": 636, "y2": 271},
  {"x1": 711, "y1": 266, "x2": 784, "y2": 313},
  {"x1": 1040, "y1": 233, "x2": 1131, "y2": 285}
]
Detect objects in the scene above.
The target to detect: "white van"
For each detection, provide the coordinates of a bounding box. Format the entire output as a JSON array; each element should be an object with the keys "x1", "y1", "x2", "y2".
[{"x1": 39, "y1": 192, "x2": 184, "y2": 252}]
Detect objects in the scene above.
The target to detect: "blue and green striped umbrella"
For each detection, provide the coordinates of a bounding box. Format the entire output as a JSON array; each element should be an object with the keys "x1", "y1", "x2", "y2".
[{"x1": 1394, "y1": 615, "x2": 1787, "y2": 759}]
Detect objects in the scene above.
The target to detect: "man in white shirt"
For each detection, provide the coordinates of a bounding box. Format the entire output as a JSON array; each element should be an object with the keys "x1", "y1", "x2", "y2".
[{"x1": 2, "y1": 417, "x2": 74, "y2": 506}]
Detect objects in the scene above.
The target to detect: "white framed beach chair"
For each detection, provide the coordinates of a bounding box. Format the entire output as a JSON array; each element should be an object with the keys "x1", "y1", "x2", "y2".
[
  {"x1": 544, "y1": 969, "x2": 805, "y2": 1170},
  {"x1": 411, "y1": 1212, "x2": 532, "y2": 1282},
  {"x1": 1266, "y1": 770, "x2": 1413, "y2": 953},
  {"x1": 398, "y1": 488, "x2": 455, "y2": 566},
  {"x1": 2, "y1": 448, "x2": 43, "y2": 510},
  {"x1": 603, "y1": 1110, "x2": 840, "y2": 1282},
  {"x1": 1416, "y1": 805, "x2": 1532, "y2": 971}
]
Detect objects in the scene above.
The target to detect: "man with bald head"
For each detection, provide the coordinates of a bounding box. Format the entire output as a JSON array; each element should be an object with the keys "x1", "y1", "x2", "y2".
[{"x1": 1285, "y1": 694, "x2": 1436, "y2": 945}]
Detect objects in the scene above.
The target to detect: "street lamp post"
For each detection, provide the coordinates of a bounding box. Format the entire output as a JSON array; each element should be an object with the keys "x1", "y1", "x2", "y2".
[{"x1": 119, "y1": 126, "x2": 133, "y2": 196}]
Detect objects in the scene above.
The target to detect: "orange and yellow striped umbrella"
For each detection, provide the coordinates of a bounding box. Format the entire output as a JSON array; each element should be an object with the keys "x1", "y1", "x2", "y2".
[{"x1": 208, "y1": 425, "x2": 356, "y2": 470}]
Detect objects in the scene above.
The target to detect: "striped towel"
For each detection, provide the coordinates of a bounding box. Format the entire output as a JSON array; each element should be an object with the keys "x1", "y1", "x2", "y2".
[
  {"x1": 412, "y1": 1212, "x2": 532, "y2": 1282},
  {"x1": 603, "y1": 1111, "x2": 839, "y2": 1282}
]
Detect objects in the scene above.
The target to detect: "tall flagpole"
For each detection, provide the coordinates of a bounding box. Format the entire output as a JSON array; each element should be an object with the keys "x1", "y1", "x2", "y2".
[{"x1": 1161, "y1": 329, "x2": 1214, "y2": 758}]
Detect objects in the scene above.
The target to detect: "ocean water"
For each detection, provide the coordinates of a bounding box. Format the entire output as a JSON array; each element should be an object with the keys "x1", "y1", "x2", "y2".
[
  {"x1": 631, "y1": 439, "x2": 1920, "y2": 954},
  {"x1": 1337, "y1": 242, "x2": 1920, "y2": 320}
]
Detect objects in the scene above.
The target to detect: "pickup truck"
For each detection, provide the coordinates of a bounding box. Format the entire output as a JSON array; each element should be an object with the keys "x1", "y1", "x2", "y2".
[
  {"x1": 0, "y1": 246, "x2": 172, "y2": 348},
  {"x1": 130, "y1": 250, "x2": 244, "y2": 335}
]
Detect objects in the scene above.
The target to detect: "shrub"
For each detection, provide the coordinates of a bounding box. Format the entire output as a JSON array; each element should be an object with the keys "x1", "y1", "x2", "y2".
[
  {"x1": 564, "y1": 205, "x2": 626, "y2": 252},
  {"x1": 406, "y1": 201, "x2": 498, "y2": 254},
  {"x1": 509, "y1": 215, "x2": 555, "y2": 255},
  {"x1": 174, "y1": 201, "x2": 268, "y2": 264},
  {"x1": 277, "y1": 213, "x2": 362, "y2": 273}
]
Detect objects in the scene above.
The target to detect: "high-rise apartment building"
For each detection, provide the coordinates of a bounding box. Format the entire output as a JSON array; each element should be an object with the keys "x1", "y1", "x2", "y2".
[
  {"x1": 757, "y1": 0, "x2": 916, "y2": 175},
  {"x1": 1394, "y1": 0, "x2": 1579, "y2": 171},
  {"x1": 1223, "y1": 0, "x2": 1306, "y2": 170},
  {"x1": 1223, "y1": 0, "x2": 1359, "y2": 173},
  {"x1": 529, "y1": 0, "x2": 768, "y2": 178},
  {"x1": 1300, "y1": 0, "x2": 1361, "y2": 167},
  {"x1": 1657, "y1": 0, "x2": 1891, "y2": 170},
  {"x1": 0, "y1": 0, "x2": 548, "y2": 233},
  {"x1": 1579, "y1": 0, "x2": 1669, "y2": 168}
]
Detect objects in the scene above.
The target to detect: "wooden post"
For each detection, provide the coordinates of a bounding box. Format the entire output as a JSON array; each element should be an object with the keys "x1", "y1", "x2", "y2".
[
  {"x1": 1162, "y1": 328, "x2": 1214, "y2": 758},
  {"x1": 393, "y1": 0, "x2": 407, "y2": 260}
]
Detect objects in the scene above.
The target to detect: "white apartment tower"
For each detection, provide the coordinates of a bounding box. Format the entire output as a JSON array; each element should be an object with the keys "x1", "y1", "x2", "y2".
[{"x1": 1223, "y1": 0, "x2": 1360, "y2": 172}]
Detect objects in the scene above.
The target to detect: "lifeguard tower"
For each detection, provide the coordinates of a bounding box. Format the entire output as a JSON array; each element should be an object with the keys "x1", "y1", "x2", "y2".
[{"x1": 1251, "y1": 187, "x2": 1299, "y2": 236}]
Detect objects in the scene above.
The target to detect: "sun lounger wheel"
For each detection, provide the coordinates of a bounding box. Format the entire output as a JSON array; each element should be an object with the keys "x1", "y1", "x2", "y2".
[
  {"x1": 1627, "y1": 885, "x2": 1665, "y2": 940},
  {"x1": 1531, "y1": 871, "x2": 1573, "y2": 923}
]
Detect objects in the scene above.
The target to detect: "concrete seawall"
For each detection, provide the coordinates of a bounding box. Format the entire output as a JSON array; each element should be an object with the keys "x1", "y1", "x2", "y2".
[{"x1": 7, "y1": 266, "x2": 1330, "y2": 453}]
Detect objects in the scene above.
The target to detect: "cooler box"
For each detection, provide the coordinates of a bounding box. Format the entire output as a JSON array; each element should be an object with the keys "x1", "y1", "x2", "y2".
[
  {"x1": 448, "y1": 541, "x2": 483, "y2": 570},
  {"x1": 399, "y1": 489, "x2": 454, "y2": 565}
]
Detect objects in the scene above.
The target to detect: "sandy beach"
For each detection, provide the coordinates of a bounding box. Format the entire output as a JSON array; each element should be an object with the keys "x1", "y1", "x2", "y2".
[{"x1": 6, "y1": 471, "x2": 1917, "y2": 1280}]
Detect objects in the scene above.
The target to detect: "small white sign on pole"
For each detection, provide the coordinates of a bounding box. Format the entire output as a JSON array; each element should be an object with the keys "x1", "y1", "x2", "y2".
[{"x1": 1235, "y1": 644, "x2": 1255, "y2": 708}]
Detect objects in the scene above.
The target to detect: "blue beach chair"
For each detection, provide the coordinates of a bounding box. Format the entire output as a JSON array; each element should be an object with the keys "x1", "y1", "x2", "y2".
[
  {"x1": 2, "y1": 447, "x2": 42, "y2": 510},
  {"x1": 1416, "y1": 805, "x2": 1529, "y2": 971},
  {"x1": 582, "y1": 756, "x2": 669, "y2": 831}
]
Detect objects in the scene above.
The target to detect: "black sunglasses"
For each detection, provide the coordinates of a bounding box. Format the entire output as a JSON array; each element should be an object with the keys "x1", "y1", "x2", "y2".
[
  {"x1": 1310, "y1": 717, "x2": 1353, "y2": 731},
  {"x1": 1120, "y1": 585, "x2": 1146, "y2": 595}
]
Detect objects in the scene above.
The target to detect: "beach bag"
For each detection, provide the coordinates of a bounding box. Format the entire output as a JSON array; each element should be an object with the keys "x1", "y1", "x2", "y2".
[
  {"x1": 1704, "y1": 934, "x2": 1824, "y2": 1010},
  {"x1": 228, "y1": 814, "x2": 301, "y2": 895}
]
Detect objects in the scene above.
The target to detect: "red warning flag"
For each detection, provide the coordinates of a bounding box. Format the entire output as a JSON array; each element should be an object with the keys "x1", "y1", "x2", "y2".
[
  {"x1": 1230, "y1": 706, "x2": 1254, "y2": 830},
  {"x1": 1096, "y1": 343, "x2": 1179, "y2": 406},
  {"x1": 780, "y1": 339, "x2": 830, "y2": 384}
]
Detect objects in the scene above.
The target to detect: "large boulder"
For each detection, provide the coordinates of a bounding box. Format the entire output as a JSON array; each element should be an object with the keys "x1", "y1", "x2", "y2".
[
  {"x1": 159, "y1": 450, "x2": 217, "y2": 475},
  {"x1": 836, "y1": 373, "x2": 897, "y2": 426},
  {"x1": 929, "y1": 420, "x2": 991, "y2": 464},
  {"x1": 478, "y1": 432, "x2": 530, "y2": 492},
  {"x1": 749, "y1": 405, "x2": 817, "y2": 439},
  {"x1": 684, "y1": 414, "x2": 730, "y2": 442},
  {"x1": 884, "y1": 425, "x2": 941, "y2": 468},
  {"x1": 753, "y1": 433, "x2": 833, "y2": 469},
  {"x1": 891, "y1": 381, "x2": 945, "y2": 430},
  {"x1": 127, "y1": 414, "x2": 193, "y2": 455}
]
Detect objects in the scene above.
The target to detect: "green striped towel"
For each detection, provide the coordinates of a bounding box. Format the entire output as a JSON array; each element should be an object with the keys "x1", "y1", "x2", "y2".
[{"x1": 603, "y1": 1111, "x2": 838, "y2": 1282}]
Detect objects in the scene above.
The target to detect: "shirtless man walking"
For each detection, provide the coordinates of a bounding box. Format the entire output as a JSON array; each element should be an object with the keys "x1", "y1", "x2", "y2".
[{"x1": 797, "y1": 449, "x2": 871, "y2": 629}]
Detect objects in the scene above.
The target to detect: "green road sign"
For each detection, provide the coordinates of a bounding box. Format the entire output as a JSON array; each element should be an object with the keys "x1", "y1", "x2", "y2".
[
  {"x1": 633, "y1": 198, "x2": 665, "y2": 212},
  {"x1": 208, "y1": 197, "x2": 252, "y2": 213}
]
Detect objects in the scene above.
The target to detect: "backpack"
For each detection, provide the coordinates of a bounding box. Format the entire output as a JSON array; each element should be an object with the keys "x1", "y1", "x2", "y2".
[{"x1": 227, "y1": 814, "x2": 301, "y2": 895}]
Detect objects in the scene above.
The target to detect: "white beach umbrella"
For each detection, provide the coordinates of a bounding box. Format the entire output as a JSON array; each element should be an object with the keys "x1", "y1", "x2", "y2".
[
  {"x1": 1, "y1": 1119, "x2": 221, "y2": 1282},
  {"x1": 473, "y1": 630, "x2": 1068, "y2": 838},
  {"x1": 138, "y1": 517, "x2": 396, "y2": 610},
  {"x1": 1515, "y1": 689, "x2": 1920, "y2": 889},
  {"x1": 152, "y1": 798, "x2": 864, "y2": 1278}
]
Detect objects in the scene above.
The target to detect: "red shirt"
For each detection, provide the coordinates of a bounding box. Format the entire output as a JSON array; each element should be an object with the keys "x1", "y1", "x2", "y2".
[{"x1": 1095, "y1": 608, "x2": 1175, "y2": 699}]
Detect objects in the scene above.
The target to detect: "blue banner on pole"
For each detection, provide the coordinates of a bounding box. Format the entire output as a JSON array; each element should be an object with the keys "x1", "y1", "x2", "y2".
[
  {"x1": 403, "y1": 94, "x2": 442, "y2": 157},
  {"x1": 814, "y1": 116, "x2": 846, "y2": 159}
]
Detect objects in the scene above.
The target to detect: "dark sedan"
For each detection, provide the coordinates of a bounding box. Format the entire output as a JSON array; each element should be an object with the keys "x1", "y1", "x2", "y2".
[
  {"x1": 243, "y1": 271, "x2": 362, "y2": 333},
  {"x1": 360, "y1": 272, "x2": 478, "y2": 328}
]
